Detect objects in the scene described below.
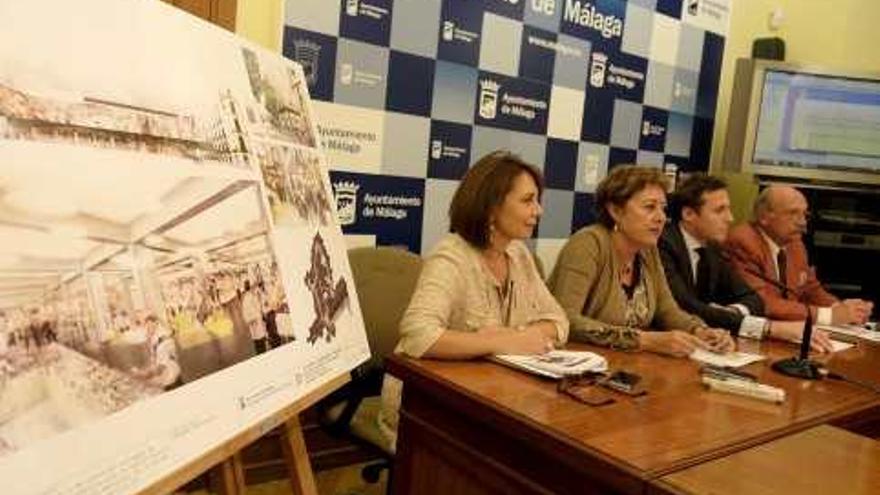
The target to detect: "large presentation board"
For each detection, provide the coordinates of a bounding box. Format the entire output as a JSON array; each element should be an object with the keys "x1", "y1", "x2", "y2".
[{"x1": 0, "y1": 1, "x2": 370, "y2": 493}]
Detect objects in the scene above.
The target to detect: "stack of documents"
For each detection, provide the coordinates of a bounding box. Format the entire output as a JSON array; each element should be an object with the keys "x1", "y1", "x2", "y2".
[
  {"x1": 816, "y1": 323, "x2": 880, "y2": 343},
  {"x1": 689, "y1": 349, "x2": 765, "y2": 368},
  {"x1": 491, "y1": 350, "x2": 608, "y2": 379}
]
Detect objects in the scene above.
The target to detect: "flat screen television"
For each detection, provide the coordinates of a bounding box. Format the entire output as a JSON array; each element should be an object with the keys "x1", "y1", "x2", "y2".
[{"x1": 723, "y1": 58, "x2": 880, "y2": 186}]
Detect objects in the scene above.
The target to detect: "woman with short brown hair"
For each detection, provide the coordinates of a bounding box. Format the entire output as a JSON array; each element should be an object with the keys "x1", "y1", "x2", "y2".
[
  {"x1": 379, "y1": 150, "x2": 568, "y2": 448},
  {"x1": 548, "y1": 165, "x2": 732, "y2": 357},
  {"x1": 399, "y1": 150, "x2": 566, "y2": 358},
  {"x1": 448, "y1": 151, "x2": 545, "y2": 249}
]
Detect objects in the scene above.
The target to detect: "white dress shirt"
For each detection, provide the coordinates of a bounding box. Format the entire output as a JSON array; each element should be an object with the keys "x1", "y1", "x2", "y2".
[
  {"x1": 758, "y1": 228, "x2": 832, "y2": 325},
  {"x1": 681, "y1": 225, "x2": 767, "y2": 339}
]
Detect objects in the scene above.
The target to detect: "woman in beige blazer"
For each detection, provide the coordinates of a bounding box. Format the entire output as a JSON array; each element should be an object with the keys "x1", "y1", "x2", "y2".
[{"x1": 379, "y1": 150, "x2": 569, "y2": 449}]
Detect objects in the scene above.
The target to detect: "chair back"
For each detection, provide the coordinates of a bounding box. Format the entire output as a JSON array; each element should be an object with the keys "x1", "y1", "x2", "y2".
[
  {"x1": 348, "y1": 246, "x2": 422, "y2": 374},
  {"x1": 315, "y1": 247, "x2": 420, "y2": 459}
]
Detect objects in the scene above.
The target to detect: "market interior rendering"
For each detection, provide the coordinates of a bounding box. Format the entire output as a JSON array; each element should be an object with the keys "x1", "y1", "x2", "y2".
[{"x1": 0, "y1": 78, "x2": 301, "y2": 457}]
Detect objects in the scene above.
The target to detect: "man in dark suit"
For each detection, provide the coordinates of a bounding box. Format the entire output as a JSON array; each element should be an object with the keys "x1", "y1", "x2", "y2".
[{"x1": 660, "y1": 174, "x2": 833, "y2": 352}]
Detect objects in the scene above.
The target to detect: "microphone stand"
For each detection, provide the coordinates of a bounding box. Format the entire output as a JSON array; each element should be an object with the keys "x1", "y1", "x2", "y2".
[
  {"x1": 725, "y1": 252, "x2": 823, "y2": 380},
  {"x1": 770, "y1": 301, "x2": 822, "y2": 379}
]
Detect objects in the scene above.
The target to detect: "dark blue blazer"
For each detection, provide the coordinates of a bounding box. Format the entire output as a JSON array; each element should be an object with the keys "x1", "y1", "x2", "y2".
[{"x1": 658, "y1": 224, "x2": 764, "y2": 334}]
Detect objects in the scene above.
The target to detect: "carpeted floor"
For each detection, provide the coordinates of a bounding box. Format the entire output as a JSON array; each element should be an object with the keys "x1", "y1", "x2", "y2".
[
  {"x1": 263, "y1": 464, "x2": 386, "y2": 495},
  {"x1": 185, "y1": 462, "x2": 387, "y2": 495}
]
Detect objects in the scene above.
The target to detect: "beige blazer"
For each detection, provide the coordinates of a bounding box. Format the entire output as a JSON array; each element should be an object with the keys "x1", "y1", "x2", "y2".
[
  {"x1": 397, "y1": 233, "x2": 568, "y2": 357},
  {"x1": 380, "y1": 233, "x2": 569, "y2": 451}
]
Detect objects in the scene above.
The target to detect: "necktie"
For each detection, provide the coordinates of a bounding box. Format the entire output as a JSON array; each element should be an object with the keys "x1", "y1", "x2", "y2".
[
  {"x1": 777, "y1": 249, "x2": 787, "y2": 286},
  {"x1": 695, "y1": 247, "x2": 711, "y2": 299}
]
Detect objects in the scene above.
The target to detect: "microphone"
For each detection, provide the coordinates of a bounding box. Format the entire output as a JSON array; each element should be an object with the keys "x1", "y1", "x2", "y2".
[
  {"x1": 719, "y1": 249, "x2": 793, "y2": 297},
  {"x1": 723, "y1": 249, "x2": 823, "y2": 380}
]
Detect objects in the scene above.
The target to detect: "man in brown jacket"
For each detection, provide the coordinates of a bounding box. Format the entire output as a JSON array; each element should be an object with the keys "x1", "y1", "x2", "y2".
[{"x1": 724, "y1": 185, "x2": 872, "y2": 324}]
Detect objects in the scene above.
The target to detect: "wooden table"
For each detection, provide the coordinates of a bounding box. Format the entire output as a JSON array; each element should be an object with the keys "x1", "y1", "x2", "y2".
[
  {"x1": 652, "y1": 424, "x2": 880, "y2": 495},
  {"x1": 387, "y1": 339, "x2": 880, "y2": 495}
]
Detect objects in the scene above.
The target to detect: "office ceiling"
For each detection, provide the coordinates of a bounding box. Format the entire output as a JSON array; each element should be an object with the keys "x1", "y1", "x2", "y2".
[{"x1": 0, "y1": 140, "x2": 264, "y2": 309}]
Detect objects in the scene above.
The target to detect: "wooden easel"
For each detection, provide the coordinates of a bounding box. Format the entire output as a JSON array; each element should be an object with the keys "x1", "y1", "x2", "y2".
[{"x1": 138, "y1": 373, "x2": 349, "y2": 495}]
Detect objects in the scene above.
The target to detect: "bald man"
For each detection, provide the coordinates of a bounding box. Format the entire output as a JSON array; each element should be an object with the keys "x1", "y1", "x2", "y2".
[{"x1": 724, "y1": 185, "x2": 872, "y2": 325}]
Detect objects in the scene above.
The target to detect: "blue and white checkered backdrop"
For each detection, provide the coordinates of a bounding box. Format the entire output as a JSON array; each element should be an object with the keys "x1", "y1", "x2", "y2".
[{"x1": 283, "y1": 0, "x2": 730, "y2": 267}]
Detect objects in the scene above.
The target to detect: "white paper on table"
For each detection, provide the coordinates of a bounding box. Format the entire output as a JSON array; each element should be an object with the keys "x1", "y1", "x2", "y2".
[
  {"x1": 689, "y1": 349, "x2": 765, "y2": 368},
  {"x1": 830, "y1": 339, "x2": 855, "y2": 352},
  {"x1": 792, "y1": 337, "x2": 855, "y2": 352},
  {"x1": 491, "y1": 350, "x2": 608, "y2": 379},
  {"x1": 816, "y1": 323, "x2": 880, "y2": 343}
]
